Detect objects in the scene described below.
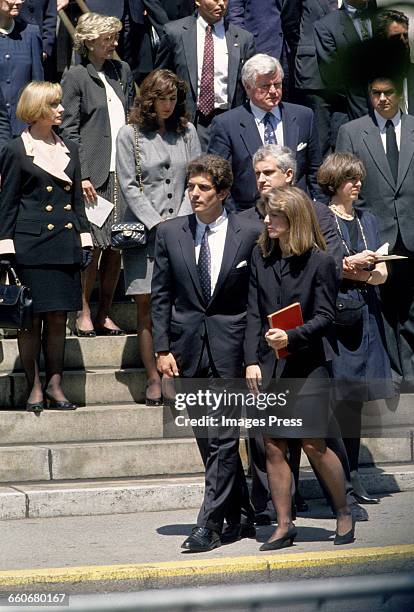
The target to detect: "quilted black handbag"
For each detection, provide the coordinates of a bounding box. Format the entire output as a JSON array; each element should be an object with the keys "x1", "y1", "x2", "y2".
[
  {"x1": 111, "y1": 125, "x2": 148, "y2": 250},
  {"x1": 0, "y1": 265, "x2": 33, "y2": 330}
]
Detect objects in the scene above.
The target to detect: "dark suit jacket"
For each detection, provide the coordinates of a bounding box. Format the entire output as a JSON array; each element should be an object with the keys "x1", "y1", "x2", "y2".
[
  {"x1": 239, "y1": 200, "x2": 343, "y2": 279},
  {"x1": 60, "y1": 59, "x2": 135, "y2": 189},
  {"x1": 295, "y1": 0, "x2": 333, "y2": 91},
  {"x1": 0, "y1": 137, "x2": 89, "y2": 266},
  {"x1": 407, "y1": 64, "x2": 414, "y2": 116},
  {"x1": 0, "y1": 19, "x2": 43, "y2": 136},
  {"x1": 20, "y1": 0, "x2": 57, "y2": 57},
  {"x1": 0, "y1": 88, "x2": 11, "y2": 152},
  {"x1": 154, "y1": 15, "x2": 256, "y2": 122},
  {"x1": 336, "y1": 112, "x2": 414, "y2": 253},
  {"x1": 244, "y1": 246, "x2": 337, "y2": 387},
  {"x1": 228, "y1": 0, "x2": 301, "y2": 69},
  {"x1": 86, "y1": 1, "x2": 145, "y2": 23},
  {"x1": 208, "y1": 101, "x2": 323, "y2": 211},
  {"x1": 146, "y1": 0, "x2": 195, "y2": 37},
  {"x1": 314, "y1": 6, "x2": 374, "y2": 120},
  {"x1": 151, "y1": 212, "x2": 262, "y2": 378}
]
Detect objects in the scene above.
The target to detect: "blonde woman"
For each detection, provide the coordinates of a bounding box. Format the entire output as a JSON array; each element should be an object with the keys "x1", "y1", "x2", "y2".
[
  {"x1": 0, "y1": 81, "x2": 92, "y2": 412},
  {"x1": 60, "y1": 12, "x2": 135, "y2": 337},
  {"x1": 245, "y1": 187, "x2": 353, "y2": 550}
]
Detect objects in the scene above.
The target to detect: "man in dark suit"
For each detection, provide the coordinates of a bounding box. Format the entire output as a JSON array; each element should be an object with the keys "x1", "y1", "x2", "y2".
[
  {"x1": 152, "y1": 154, "x2": 261, "y2": 552},
  {"x1": 154, "y1": 0, "x2": 256, "y2": 149},
  {"x1": 336, "y1": 74, "x2": 414, "y2": 386},
  {"x1": 208, "y1": 53, "x2": 323, "y2": 212},
  {"x1": 314, "y1": 0, "x2": 378, "y2": 122},
  {"x1": 227, "y1": 0, "x2": 302, "y2": 100},
  {"x1": 295, "y1": 0, "x2": 348, "y2": 156},
  {"x1": 147, "y1": 0, "x2": 195, "y2": 38}
]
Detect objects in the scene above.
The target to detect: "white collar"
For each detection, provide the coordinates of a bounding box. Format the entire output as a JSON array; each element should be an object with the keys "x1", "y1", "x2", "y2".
[
  {"x1": 0, "y1": 19, "x2": 14, "y2": 35},
  {"x1": 374, "y1": 109, "x2": 401, "y2": 131},
  {"x1": 343, "y1": 1, "x2": 368, "y2": 16},
  {"x1": 197, "y1": 14, "x2": 224, "y2": 33},
  {"x1": 250, "y1": 101, "x2": 282, "y2": 123},
  {"x1": 196, "y1": 208, "x2": 228, "y2": 231}
]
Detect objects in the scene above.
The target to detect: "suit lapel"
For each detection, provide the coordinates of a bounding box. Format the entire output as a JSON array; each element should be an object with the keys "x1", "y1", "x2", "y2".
[
  {"x1": 397, "y1": 115, "x2": 414, "y2": 190},
  {"x1": 362, "y1": 118, "x2": 395, "y2": 189},
  {"x1": 225, "y1": 24, "x2": 240, "y2": 107},
  {"x1": 280, "y1": 103, "x2": 299, "y2": 152},
  {"x1": 339, "y1": 7, "x2": 361, "y2": 46},
  {"x1": 178, "y1": 215, "x2": 204, "y2": 303},
  {"x1": 182, "y1": 17, "x2": 198, "y2": 99},
  {"x1": 210, "y1": 214, "x2": 242, "y2": 303},
  {"x1": 240, "y1": 104, "x2": 262, "y2": 159}
]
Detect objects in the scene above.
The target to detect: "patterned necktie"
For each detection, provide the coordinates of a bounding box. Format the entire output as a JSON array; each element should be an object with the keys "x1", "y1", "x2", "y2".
[
  {"x1": 385, "y1": 119, "x2": 399, "y2": 184},
  {"x1": 356, "y1": 10, "x2": 371, "y2": 40},
  {"x1": 198, "y1": 226, "x2": 211, "y2": 302},
  {"x1": 198, "y1": 24, "x2": 215, "y2": 116},
  {"x1": 263, "y1": 112, "x2": 277, "y2": 145}
]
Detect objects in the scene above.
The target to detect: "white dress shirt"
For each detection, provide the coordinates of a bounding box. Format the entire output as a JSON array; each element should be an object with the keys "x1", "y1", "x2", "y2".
[
  {"x1": 374, "y1": 109, "x2": 402, "y2": 153},
  {"x1": 97, "y1": 72, "x2": 125, "y2": 171},
  {"x1": 250, "y1": 101, "x2": 284, "y2": 146},
  {"x1": 343, "y1": 1, "x2": 372, "y2": 40},
  {"x1": 195, "y1": 209, "x2": 228, "y2": 295},
  {"x1": 197, "y1": 15, "x2": 229, "y2": 109}
]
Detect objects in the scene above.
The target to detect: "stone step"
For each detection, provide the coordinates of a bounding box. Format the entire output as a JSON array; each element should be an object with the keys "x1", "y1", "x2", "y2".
[
  {"x1": 0, "y1": 367, "x2": 147, "y2": 408},
  {"x1": 0, "y1": 438, "x2": 206, "y2": 483},
  {"x1": 0, "y1": 336, "x2": 140, "y2": 372},
  {"x1": 0, "y1": 432, "x2": 411, "y2": 484},
  {"x1": 0, "y1": 404, "x2": 166, "y2": 444},
  {"x1": 66, "y1": 302, "x2": 136, "y2": 335},
  {"x1": 2, "y1": 463, "x2": 414, "y2": 520}
]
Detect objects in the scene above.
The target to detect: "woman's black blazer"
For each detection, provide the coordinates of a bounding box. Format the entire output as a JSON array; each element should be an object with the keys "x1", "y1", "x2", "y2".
[
  {"x1": 244, "y1": 245, "x2": 338, "y2": 388},
  {"x1": 0, "y1": 136, "x2": 90, "y2": 266},
  {"x1": 60, "y1": 59, "x2": 135, "y2": 188}
]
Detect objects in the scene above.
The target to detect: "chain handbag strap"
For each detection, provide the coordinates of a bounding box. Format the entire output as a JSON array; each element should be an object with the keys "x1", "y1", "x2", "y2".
[
  {"x1": 113, "y1": 125, "x2": 143, "y2": 225},
  {"x1": 332, "y1": 210, "x2": 368, "y2": 257}
]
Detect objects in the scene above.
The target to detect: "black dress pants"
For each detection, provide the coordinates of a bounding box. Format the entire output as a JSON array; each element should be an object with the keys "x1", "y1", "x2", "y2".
[{"x1": 188, "y1": 341, "x2": 254, "y2": 532}]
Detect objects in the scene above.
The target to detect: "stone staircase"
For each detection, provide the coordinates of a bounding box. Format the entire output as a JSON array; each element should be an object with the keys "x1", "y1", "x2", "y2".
[{"x1": 0, "y1": 301, "x2": 414, "y2": 520}]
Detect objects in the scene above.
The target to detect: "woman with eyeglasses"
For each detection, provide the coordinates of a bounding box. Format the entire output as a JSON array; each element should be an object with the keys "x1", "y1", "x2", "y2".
[{"x1": 60, "y1": 12, "x2": 135, "y2": 338}]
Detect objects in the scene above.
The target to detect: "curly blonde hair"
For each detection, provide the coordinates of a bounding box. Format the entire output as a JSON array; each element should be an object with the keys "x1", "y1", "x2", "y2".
[{"x1": 73, "y1": 12, "x2": 122, "y2": 57}]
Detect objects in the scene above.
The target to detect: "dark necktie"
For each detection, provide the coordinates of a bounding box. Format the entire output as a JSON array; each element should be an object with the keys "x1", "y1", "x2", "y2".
[
  {"x1": 263, "y1": 112, "x2": 277, "y2": 145},
  {"x1": 355, "y1": 10, "x2": 371, "y2": 40},
  {"x1": 385, "y1": 119, "x2": 399, "y2": 184},
  {"x1": 198, "y1": 24, "x2": 215, "y2": 116},
  {"x1": 198, "y1": 226, "x2": 211, "y2": 302}
]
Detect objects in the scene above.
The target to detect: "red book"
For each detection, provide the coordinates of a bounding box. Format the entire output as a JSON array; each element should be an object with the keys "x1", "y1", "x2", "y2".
[{"x1": 267, "y1": 302, "x2": 303, "y2": 359}]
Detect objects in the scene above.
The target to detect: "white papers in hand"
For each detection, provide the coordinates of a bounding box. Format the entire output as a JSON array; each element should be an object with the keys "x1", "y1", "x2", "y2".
[{"x1": 85, "y1": 196, "x2": 114, "y2": 228}]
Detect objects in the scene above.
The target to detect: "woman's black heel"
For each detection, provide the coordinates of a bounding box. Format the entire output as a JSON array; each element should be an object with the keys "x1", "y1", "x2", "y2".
[{"x1": 259, "y1": 527, "x2": 297, "y2": 551}]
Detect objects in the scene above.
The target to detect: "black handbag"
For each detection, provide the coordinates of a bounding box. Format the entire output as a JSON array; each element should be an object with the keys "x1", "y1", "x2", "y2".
[
  {"x1": 0, "y1": 265, "x2": 33, "y2": 331},
  {"x1": 335, "y1": 296, "x2": 364, "y2": 327},
  {"x1": 111, "y1": 125, "x2": 148, "y2": 250}
]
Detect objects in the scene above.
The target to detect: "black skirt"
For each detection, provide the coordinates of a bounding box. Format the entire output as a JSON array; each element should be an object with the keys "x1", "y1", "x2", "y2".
[{"x1": 17, "y1": 265, "x2": 82, "y2": 314}]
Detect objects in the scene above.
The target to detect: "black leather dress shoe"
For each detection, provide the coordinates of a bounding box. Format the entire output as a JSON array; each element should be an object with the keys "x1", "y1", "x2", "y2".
[
  {"x1": 221, "y1": 523, "x2": 256, "y2": 544},
  {"x1": 181, "y1": 527, "x2": 221, "y2": 552}
]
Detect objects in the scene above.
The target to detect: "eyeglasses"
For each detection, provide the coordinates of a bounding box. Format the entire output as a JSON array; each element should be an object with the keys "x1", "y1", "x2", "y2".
[
  {"x1": 371, "y1": 88, "x2": 397, "y2": 98},
  {"x1": 101, "y1": 33, "x2": 120, "y2": 44},
  {"x1": 256, "y1": 81, "x2": 283, "y2": 92}
]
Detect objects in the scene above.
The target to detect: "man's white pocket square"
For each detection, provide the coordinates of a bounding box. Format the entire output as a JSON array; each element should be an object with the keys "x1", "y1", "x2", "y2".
[
  {"x1": 297, "y1": 142, "x2": 307, "y2": 151},
  {"x1": 236, "y1": 260, "x2": 248, "y2": 269}
]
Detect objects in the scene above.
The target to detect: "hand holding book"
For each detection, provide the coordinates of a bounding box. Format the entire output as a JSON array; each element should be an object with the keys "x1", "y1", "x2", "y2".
[{"x1": 267, "y1": 302, "x2": 304, "y2": 359}]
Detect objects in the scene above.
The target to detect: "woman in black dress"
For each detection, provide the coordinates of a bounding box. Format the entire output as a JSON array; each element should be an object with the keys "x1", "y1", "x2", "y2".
[
  {"x1": 318, "y1": 152, "x2": 394, "y2": 504},
  {"x1": 0, "y1": 81, "x2": 92, "y2": 412},
  {"x1": 245, "y1": 186, "x2": 353, "y2": 550}
]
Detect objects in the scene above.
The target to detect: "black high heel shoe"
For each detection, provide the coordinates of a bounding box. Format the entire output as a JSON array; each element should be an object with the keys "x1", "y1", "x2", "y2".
[
  {"x1": 45, "y1": 391, "x2": 77, "y2": 411},
  {"x1": 26, "y1": 400, "x2": 44, "y2": 413},
  {"x1": 334, "y1": 514, "x2": 355, "y2": 545},
  {"x1": 259, "y1": 526, "x2": 297, "y2": 551}
]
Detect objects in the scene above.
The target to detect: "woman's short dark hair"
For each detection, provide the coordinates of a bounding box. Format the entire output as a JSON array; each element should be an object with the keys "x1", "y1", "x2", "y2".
[
  {"x1": 129, "y1": 69, "x2": 189, "y2": 133},
  {"x1": 317, "y1": 153, "x2": 366, "y2": 196},
  {"x1": 186, "y1": 154, "x2": 233, "y2": 193}
]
